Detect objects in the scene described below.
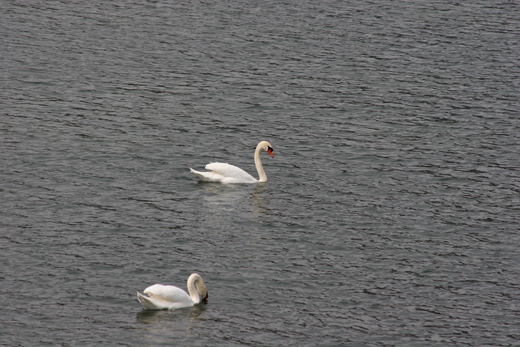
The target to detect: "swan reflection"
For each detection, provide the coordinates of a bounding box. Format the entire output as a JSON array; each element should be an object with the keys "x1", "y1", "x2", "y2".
[
  {"x1": 196, "y1": 181, "x2": 269, "y2": 217},
  {"x1": 136, "y1": 304, "x2": 207, "y2": 324},
  {"x1": 135, "y1": 305, "x2": 207, "y2": 344}
]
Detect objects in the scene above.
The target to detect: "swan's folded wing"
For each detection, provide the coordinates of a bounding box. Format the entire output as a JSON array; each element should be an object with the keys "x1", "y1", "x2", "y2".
[
  {"x1": 137, "y1": 292, "x2": 191, "y2": 310},
  {"x1": 144, "y1": 284, "x2": 192, "y2": 304},
  {"x1": 205, "y1": 163, "x2": 257, "y2": 183}
]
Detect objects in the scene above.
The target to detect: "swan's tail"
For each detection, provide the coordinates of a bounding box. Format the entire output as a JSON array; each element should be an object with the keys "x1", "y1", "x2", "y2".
[
  {"x1": 137, "y1": 291, "x2": 182, "y2": 310},
  {"x1": 137, "y1": 292, "x2": 160, "y2": 310},
  {"x1": 190, "y1": 168, "x2": 205, "y2": 179},
  {"x1": 189, "y1": 168, "x2": 223, "y2": 182},
  {"x1": 189, "y1": 168, "x2": 202, "y2": 176}
]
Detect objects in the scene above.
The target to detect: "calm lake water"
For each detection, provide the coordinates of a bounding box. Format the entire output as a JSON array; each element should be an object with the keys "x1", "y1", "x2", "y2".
[{"x1": 1, "y1": 1, "x2": 519, "y2": 346}]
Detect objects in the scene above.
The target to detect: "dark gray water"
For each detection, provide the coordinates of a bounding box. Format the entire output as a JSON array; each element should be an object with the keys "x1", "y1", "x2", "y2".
[{"x1": 1, "y1": 1, "x2": 519, "y2": 346}]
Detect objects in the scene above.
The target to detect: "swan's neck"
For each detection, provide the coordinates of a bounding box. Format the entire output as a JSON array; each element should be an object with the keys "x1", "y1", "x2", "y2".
[
  {"x1": 187, "y1": 275, "x2": 201, "y2": 304},
  {"x1": 254, "y1": 145, "x2": 267, "y2": 182}
]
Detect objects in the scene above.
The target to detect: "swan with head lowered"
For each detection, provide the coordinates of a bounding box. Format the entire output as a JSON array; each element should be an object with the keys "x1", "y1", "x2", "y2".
[
  {"x1": 137, "y1": 273, "x2": 208, "y2": 310},
  {"x1": 190, "y1": 141, "x2": 274, "y2": 184}
]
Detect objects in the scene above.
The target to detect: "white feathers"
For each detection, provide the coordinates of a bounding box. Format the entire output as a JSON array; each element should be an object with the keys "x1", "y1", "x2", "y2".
[
  {"x1": 190, "y1": 163, "x2": 258, "y2": 184},
  {"x1": 137, "y1": 273, "x2": 208, "y2": 311},
  {"x1": 190, "y1": 141, "x2": 274, "y2": 184}
]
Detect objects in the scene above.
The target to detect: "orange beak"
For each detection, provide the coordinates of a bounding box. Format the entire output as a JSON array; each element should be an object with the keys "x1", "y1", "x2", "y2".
[{"x1": 267, "y1": 148, "x2": 274, "y2": 158}]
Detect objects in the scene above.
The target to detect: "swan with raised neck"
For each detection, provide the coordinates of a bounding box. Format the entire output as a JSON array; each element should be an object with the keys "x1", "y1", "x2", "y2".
[{"x1": 190, "y1": 141, "x2": 274, "y2": 184}]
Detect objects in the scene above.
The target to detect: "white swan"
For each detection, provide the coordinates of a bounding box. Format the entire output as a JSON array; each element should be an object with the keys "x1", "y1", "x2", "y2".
[
  {"x1": 190, "y1": 141, "x2": 274, "y2": 184},
  {"x1": 137, "y1": 273, "x2": 208, "y2": 310}
]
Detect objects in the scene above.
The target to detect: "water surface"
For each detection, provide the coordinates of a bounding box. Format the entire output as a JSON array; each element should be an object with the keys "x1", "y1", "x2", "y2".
[{"x1": 1, "y1": 1, "x2": 519, "y2": 346}]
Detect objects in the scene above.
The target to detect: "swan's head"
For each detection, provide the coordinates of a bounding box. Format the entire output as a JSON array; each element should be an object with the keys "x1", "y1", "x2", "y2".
[
  {"x1": 197, "y1": 282, "x2": 208, "y2": 302},
  {"x1": 201, "y1": 288, "x2": 209, "y2": 301},
  {"x1": 189, "y1": 273, "x2": 209, "y2": 302},
  {"x1": 259, "y1": 141, "x2": 274, "y2": 158}
]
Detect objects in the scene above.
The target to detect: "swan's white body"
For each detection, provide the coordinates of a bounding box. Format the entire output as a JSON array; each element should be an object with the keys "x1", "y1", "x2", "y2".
[
  {"x1": 137, "y1": 273, "x2": 208, "y2": 310},
  {"x1": 190, "y1": 141, "x2": 274, "y2": 184}
]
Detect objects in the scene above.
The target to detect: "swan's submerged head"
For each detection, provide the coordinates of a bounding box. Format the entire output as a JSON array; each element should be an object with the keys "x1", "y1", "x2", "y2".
[
  {"x1": 201, "y1": 289, "x2": 209, "y2": 301},
  {"x1": 197, "y1": 283, "x2": 209, "y2": 302},
  {"x1": 189, "y1": 273, "x2": 209, "y2": 303}
]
